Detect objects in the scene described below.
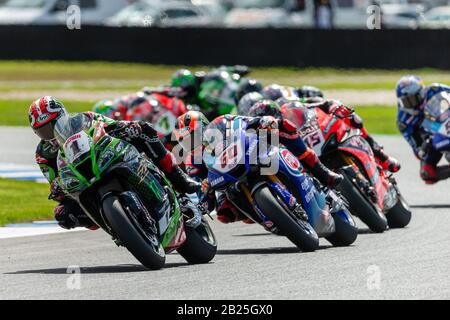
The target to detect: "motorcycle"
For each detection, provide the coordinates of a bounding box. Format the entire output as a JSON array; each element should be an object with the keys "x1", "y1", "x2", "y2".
[
  {"x1": 127, "y1": 93, "x2": 187, "y2": 150},
  {"x1": 203, "y1": 116, "x2": 358, "y2": 252},
  {"x1": 421, "y1": 91, "x2": 450, "y2": 178},
  {"x1": 287, "y1": 106, "x2": 411, "y2": 232},
  {"x1": 53, "y1": 113, "x2": 217, "y2": 270}
]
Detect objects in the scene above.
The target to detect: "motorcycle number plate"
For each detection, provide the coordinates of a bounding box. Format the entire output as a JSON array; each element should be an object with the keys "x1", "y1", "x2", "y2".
[
  {"x1": 439, "y1": 118, "x2": 450, "y2": 137},
  {"x1": 303, "y1": 129, "x2": 325, "y2": 156},
  {"x1": 154, "y1": 111, "x2": 177, "y2": 136},
  {"x1": 63, "y1": 131, "x2": 92, "y2": 163},
  {"x1": 212, "y1": 142, "x2": 243, "y2": 173}
]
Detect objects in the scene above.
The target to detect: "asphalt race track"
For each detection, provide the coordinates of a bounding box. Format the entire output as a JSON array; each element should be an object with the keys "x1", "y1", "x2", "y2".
[{"x1": 0, "y1": 131, "x2": 449, "y2": 299}]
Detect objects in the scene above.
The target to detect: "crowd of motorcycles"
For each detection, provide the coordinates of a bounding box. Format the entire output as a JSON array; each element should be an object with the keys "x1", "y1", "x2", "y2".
[{"x1": 53, "y1": 66, "x2": 421, "y2": 270}]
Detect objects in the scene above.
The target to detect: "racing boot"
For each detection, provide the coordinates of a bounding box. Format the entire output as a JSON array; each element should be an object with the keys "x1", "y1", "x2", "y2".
[
  {"x1": 54, "y1": 199, "x2": 99, "y2": 230},
  {"x1": 365, "y1": 133, "x2": 401, "y2": 173},
  {"x1": 298, "y1": 148, "x2": 343, "y2": 188},
  {"x1": 421, "y1": 162, "x2": 450, "y2": 184},
  {"x1": 158, "y1": 153, "x2": 200, "y2": 194},
  {"x1": 215, "y1": 192, "x2": 249, "y2": 224}
]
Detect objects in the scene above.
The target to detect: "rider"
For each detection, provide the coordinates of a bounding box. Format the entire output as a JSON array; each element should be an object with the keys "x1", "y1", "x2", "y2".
[
  {"x1": 236, "y1": 91, "x2": 264, "y2": 116},
  {"x1": 258, "y1": 98, "x2": 401, "y2": 173},
  {"x1": 235, "y1": 78, "x2": 264, "y2": 104},
  {"x1": 108, "y1": 94, "x2": 137, "y2": 120},
  {"x1": 128, "y1": 93, "x2": 187, "y2": 149},
  {"x1": 170, "y1": 66, "x2": 250, "y2": 119},
  {"x1": 262, "y1": 84, "x2": 324, "y2": 102},
  {"x1": 93, "y1": 99, "x2": 115, "y2": 118},
  {"x1": 29, "y1": 96, "x2": 200, "y2": 230},
  {"x1": 396, "y1": 75, "x2": 450, "y2": 184},
  {"x1": 173, "y1": 104, "x2": 343, "y2": 224}
]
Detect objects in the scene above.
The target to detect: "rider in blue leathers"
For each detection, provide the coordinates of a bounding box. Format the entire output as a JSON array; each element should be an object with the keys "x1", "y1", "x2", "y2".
[{"x1": 396, "y1": 75, "x2": 450, "y2": 184}]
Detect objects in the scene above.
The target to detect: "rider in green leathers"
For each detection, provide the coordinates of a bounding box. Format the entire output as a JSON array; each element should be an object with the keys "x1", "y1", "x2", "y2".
[{"x1": 170, "y1": 66, "x2": 251, "y2": 119}]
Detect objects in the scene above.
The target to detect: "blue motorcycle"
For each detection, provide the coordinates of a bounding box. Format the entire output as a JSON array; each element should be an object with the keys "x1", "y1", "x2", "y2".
[
  {"x1": 422, "y1": 91, "x2": 450, "y2": 164},
  {"x1": 203, "y1": 116, "x2": 358, "y2": 252}
]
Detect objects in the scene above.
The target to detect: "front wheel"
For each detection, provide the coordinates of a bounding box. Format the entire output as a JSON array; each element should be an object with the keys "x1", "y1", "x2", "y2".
[
  {"x1": 386, "y1": 194, "x2": 412, "y2": 228},
  {"x1": 326, "y1": 210, "x2": 358, "y2": 247},
  {"x1": 177, "y1": 218, "x2": 217, "y2": 264},
  {"x1": 253, "y1": 186, "x2": 319, "y2": 252},
  {"x1": 102, "y1": 195, "x2": 166, "y2": 270},
  {"x1": 337, "y1": 171, "x2": 388, "y2": 233}
]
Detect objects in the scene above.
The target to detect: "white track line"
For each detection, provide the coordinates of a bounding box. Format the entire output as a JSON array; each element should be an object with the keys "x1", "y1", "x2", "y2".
[
  {"x1": 0, "y1": 222, "x2": 84, "y2": 239},
  {"x1": 0, "y1": 163, "x2": 46, "y2": 183}
]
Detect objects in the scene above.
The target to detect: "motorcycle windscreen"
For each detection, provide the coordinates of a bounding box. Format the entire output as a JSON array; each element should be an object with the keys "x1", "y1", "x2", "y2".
[{"x1": 425, "y1": 91, "x2": 450, "y2": 123}]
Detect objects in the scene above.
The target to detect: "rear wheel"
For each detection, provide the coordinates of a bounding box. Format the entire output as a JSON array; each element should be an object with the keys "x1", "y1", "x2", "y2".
[
  {"x1": 337, "y1": 171, "x2": 388, "y2": 233},
  {"x1": 253, "y1": 186, "x2": 319, "y2": 252},
  {"x1": 177, "y1": 218, "x2": 217, "y2": 264},
  {"x1": 386, "y1": 194, "x2": 412, "y2": 228},
  {"x1": 326, "y1": 209, "x2": 358, "y2": 246},
  {"x1": 102, "y1": 195, "x2": 166, "y2": 270}
]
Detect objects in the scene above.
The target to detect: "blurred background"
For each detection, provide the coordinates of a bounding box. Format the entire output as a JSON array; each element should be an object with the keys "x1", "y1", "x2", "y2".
[{"x1": 0, "y1": 0, "x2": 449, "y2": 29}]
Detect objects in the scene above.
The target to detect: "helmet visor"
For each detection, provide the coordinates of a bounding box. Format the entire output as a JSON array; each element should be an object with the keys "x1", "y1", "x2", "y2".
[
  {"x1": 34, "y1": 122, "x2": 55, "y2": 140},
  {"x1": 399, "y1": 93, "x2": 422, "y2": 109}
]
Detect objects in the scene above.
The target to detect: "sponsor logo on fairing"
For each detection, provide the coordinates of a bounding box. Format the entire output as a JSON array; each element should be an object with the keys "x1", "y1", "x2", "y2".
[
  {"x1": 280, "y1": 149, "x2": 300, "y2": 171},
  {"x1": 210, "y1": 176, "x2": 225, "y2": 187}
]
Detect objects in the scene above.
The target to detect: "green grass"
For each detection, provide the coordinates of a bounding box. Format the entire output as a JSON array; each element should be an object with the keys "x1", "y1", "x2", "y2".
[
  {"x1": 0, "y1": 178, "x2": 53, "y2": 226},
  {"x1": 354, "y1": 106, "x2": 399, "y2": 135},
  {"x1": 0, "y1": 99, "x2": 95, "y2": 126},
  {"x1": 0, "y1": 97, "x2": 399, "y2": 134},
  {"x1": 0, "y1": 60, "x2": 450, "y2": 91}
]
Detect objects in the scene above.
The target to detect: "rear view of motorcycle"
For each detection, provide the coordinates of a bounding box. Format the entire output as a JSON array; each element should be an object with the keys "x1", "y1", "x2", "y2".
[
  {"x1": 53, "y1": 114, "x2": 217, "y2": 270},
  {"x1": 290, "y1": 106, "x2": 411, "y2": 232},
  {"x1": 203, "y1": 117, "x2": 358, "y2": 252}
]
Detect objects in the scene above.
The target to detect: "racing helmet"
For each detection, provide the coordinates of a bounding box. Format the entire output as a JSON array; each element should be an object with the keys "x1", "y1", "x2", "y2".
[
  {"x1": 396, "y1": 75, "x2": 425, "y2": 111},
  {"x1": 174, "y1": 111, "x2": 210, "y2": 152},
  {"x1": 28, "y1": 96, "x2": 68, "y2": 141}
]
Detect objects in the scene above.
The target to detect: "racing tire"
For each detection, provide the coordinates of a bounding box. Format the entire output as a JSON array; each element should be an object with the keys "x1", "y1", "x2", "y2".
[
  {"x1": 253, "y1": 186, "x2": 319, "y2": 252},
  {"x1": 326, "y1": 209, "x2": 358, "y2": 247},
  {"x1": 337, "y1": 172, "x2": 388, "y2": 233},
  {"x1": 102, "y1": 195, "x2": 166, "y2": 270},
  {"x1": 386, "y1": 194, "x2": 412, "y2": 228},
  {"x1": 177, "y1": 218, "x2": 218, "y2": 264}
]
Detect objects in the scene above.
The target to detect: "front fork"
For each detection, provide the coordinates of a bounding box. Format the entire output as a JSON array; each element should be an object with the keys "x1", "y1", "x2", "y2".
[{"x1": 340, "y1": 154, "x2": 378, "y2": 203}]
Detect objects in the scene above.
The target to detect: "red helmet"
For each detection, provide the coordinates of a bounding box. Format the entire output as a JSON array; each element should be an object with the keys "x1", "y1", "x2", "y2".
[
  {"x1": 174, "y1": 111, "x2": 210, "y2": 151},
  {"x1": 280, "y1": 101, "x2": 310, "y2": 128},
  {"x1": 128, "y1": 96, "x2": 160, "y2": 122},
  {"x1": 28, "y1": 96, "x2": 67, "y2": 140},
  {"x1": 112, "y1": 94, "x2": 136, "y2": 120}
]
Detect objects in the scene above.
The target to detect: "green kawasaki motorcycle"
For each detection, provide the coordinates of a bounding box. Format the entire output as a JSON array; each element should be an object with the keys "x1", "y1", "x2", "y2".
[{"x1": 53, "y1": 114, "x2": 217, "y2": 270}]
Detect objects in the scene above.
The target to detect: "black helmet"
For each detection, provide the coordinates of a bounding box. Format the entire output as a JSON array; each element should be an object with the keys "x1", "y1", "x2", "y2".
[
  {"x1": 275, "y1": 96, "x2": 301, "y2": 107},
  {"x1": 248, "y1": 99, "x2": 282, "y2": 119},
  {"x1": 236, "y1": 78, "x2": 263, "y2": 102},
  {"x1": 262, "y1": 84, "x2": 285, "y2": 101},
  {"x1": 237, "y1": 92, "x2": 264, "y2": 116}
]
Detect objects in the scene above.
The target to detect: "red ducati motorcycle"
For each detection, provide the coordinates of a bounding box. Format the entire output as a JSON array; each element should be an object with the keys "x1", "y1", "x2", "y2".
[
  {"x1": 128, "y1": 93, "x2": 188, "y2": 150},
  {"x1": 283, "y1": 105, "x2": 411, "y2": 232}
]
